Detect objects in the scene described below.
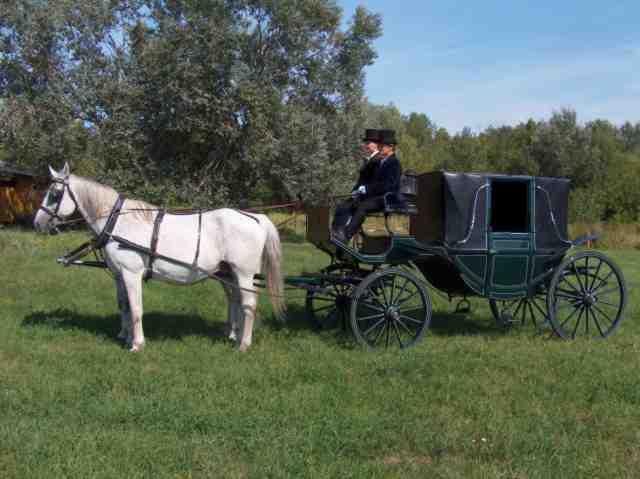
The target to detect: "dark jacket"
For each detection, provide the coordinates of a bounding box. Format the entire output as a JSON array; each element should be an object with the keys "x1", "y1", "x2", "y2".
[
  {"x1": 365, "y1": 153, "x2": 401, "y2": 199},
  {"x1": 352, "y1": 154, "x2": 379, "y2": 191}
]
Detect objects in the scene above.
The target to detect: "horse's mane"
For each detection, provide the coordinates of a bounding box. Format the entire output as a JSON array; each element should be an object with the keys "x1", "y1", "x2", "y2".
[{"x1": 71, "y1": 175, "x2": 157, "y2": 223}]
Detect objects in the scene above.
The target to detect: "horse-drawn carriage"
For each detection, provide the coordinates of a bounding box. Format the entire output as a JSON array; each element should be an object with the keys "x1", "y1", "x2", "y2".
[
  {"x1": 287, "y1": 171, "x2": 627, "y2": 349},
  {"x1": 35, "y1": 165, "x2": 627, "y2": 352}
]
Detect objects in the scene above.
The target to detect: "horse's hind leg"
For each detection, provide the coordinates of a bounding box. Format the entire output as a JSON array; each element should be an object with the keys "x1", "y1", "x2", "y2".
[
  {"x1": 115, "y1": 274, "x2": 131, "y2": 343},
  {"x1": 237, "y1": 273, "x2": 258, "y2": 352},
  {"x1": 222, "y1": 282, "x2": 241, "y2": 343},
  {"x1": 121, "y1": 270, "x2": 145, "y2": 352}
]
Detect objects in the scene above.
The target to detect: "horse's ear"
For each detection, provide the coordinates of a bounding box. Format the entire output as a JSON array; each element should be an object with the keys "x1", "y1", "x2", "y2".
[
  {"x1": 62, "y1": 162, "x2": 70, "y2": 176},
  {"x1": 48, "y1": 165, "x2": 58, "y2": 178}
]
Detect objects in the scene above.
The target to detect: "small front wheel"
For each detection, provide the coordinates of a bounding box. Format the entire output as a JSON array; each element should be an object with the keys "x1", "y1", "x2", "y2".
[
  {"x1": 350, "y1": 268, "x2": 431, "y2": 350},
  {"x1": 305, "y1": 264, "x2": 361, "y2": 330},
  {"x1": 547, "y1": 251, "x2": 627, "y2": 339},
  {"x1": 489, "y1": 290, "x2": 549, "y2": 329}
]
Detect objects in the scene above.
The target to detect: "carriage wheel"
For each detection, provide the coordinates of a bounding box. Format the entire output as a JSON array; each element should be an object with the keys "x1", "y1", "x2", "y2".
[
  {"x1": 350, "y1": 268, "x2": 431, "y2": 350},
  {"x1": 489, "y1": 290, "x2": 549, "y2": 329},
  {"x1": 305, "y1": 265, "x2": 361, "y2": 330},
  {"x1": 547, "y1": 251, "x2": 627, "y2": 340}
]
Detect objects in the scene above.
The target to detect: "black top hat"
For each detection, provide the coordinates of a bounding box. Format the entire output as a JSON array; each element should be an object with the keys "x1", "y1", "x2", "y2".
[
  {"x1": 379, "y1": 129, "x2": 397, "y2": 145},
  {"x1": 362, "y1": 129, "x2": 381, "y2": 143}
]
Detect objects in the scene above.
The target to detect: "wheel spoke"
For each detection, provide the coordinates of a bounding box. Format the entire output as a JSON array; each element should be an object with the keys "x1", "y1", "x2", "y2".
[
  {"x1": 395, "y1": 290, "x2": 420, "y2": 307},
  {"x1": 371, "y1": 320, "x2": 388, "y2": 346},
  {"x1": 583, "y1": 257, "x2": 590, "y2": 293},
  {"x1": 588, "y1": 307, "x2": 606, "y2": 337},
  {"x1": 531, "y1": 297, "x2": 548, "y2": 318},
  {"x1": 385, "y1": 319, "x2": 391, "y2": 348},
  {"x1": 392, "y1": 277, "x2": 410, "y2": 307},
  {"x1": 392, "y1": 320, "x2": 405, "y2": 348},
  {"x1": 591, "y1": 304, "x2": 615, "y2": 328},
  {"x1": 596, "y1": 299, "x2": 621, "y2": 308},
  {"x1": 589, "y1": 258, "x2": 604, "y2": 291},
  {"x1": 527, "y1": 300, "x2": 538, "y2": 326},
  {"x1": 559, "y1": 276, "x2": 581, "y2": 295},
  {"x1": 312, "y1": 304, "x2": 336, "y2": 314},
  {"x1": 399, "y1": 314, "x2": 424, "y2": 325},
  {"x1": 554, "y1": 292, "x2": 582, "y2": 303},
  {"x1": 389, "y1": 275, "x2": 397, "y2": 304},
  {"x1": 590, "y1": 270, "x2": 614, "y2": 293},
  {"x1": 571, "y1": 263, "x2": 587, "y2": 293},
  {"x1": 570, "y1": 307, "x2": 585, "y2": 339},
  {"x1": 313, "y1": 295, "x2": 339, "y2": 302},
  {"x1": 593, "y1": 286, "x2": 620, "y2": 298},
  {"x1": 365, "y1": 288, "x2": 386, "y2": 309},
  {"x1": 357, "y1": 312, "x2": 385, "y2": 323},
  {"x1": 363, "y1": 317, "x2": 387, "y2": 337},
  {"x1": 394, "y1": 316, "x2": 416, "y2": 335},
  {"x1": 502, "y1": 300, "x2": 519, "y2": 313},
  {"x1": 359, "y1": 299, "x2": 385, "y2": 313},
  {"x1": 557, "y1": 303, "x2": 581, "y2": 329}
]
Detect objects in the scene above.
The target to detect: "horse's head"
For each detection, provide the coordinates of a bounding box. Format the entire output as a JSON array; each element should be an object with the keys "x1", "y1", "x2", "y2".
[{"x1": 33, "y1": 163, "x2": 77, "y2": 234}]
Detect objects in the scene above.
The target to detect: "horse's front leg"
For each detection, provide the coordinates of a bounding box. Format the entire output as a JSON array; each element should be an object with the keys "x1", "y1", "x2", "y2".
[
  {"x1": 121, "y1": 270, "x2": 145, "y2": 352},
  {"x1": 115, "y1": 274, "x2": 131, "y2": 343}
]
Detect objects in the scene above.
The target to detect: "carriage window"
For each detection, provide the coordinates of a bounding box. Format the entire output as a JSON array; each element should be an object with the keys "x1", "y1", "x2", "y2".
[{"x1": 490, "y1": 181, "x2": 530, "y2": 233}]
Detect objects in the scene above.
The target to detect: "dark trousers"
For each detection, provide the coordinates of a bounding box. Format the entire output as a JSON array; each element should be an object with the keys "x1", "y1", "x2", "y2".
[{"x1": 332, "y1": 196, "x2": 386, "y2": 239}]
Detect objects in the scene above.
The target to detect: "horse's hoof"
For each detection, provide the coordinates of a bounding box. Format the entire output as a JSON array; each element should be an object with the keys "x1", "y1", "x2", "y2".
[
  {"x1": 129, "y1": 343, "x2": 145, "y2": 352},
  {"x1": 238, "y1": 343, "x2": 250, "y2": 352}
]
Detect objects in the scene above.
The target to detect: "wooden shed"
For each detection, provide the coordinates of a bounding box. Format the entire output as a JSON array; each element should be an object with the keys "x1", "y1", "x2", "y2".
[{"x1": 0, "y1": 161, "x2": 48, "y2": 225}]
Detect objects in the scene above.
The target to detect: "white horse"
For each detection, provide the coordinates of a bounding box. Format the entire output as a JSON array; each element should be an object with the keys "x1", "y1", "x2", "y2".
[{"x1": 33, "y1": 163, "x2": 285, "y2": 352}]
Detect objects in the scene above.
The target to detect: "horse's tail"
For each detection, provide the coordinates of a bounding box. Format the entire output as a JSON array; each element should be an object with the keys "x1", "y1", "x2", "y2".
[{"x1": 260, "y1": 215, "x2": 286, "y2": 317}]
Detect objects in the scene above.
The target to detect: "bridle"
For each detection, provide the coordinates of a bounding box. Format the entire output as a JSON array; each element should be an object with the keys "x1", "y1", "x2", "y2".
[{"x1": 37, "y1": 176, "x2": 79, "y2": 224}]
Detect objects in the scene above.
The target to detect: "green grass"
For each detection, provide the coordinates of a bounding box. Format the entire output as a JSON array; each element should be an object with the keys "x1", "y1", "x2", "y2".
[{"x1": 1, "y1": 229, "x2": 639, "y2": 478}]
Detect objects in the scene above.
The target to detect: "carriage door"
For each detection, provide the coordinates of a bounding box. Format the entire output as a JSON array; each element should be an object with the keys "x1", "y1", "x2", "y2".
[{"x1": 486, "y1": 178, "x2": 533, "y2": 298}]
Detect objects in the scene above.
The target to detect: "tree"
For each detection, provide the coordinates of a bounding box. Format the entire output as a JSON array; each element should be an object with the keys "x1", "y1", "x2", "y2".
[{"x1": 1, "y1": 0, "x2": 382, "y2": 206}]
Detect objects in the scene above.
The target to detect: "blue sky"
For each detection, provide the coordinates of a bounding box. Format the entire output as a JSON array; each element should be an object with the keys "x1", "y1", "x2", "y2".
[{"x1": 337, "y1": 0, "x2": 640, "y2": 133}]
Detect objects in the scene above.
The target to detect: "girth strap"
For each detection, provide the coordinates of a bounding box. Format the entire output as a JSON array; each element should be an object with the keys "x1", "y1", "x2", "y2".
[
  {"x1": 95, "y1": 195, "x2": 125, "y2": 249},
  {"x1": 144, "y1": 208, "x2": 166, "y2": 281},
  {"x1": 192, "y1": 209, "x2": 203, "y2": 268}
]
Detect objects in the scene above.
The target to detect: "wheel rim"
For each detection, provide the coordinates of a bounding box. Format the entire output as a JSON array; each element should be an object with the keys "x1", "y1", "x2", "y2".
[
  {"x1": 351, "y1": 269, "x2": 431, "y2": 350},
  {"x1": 490, "y1": 291, "x2": 549, "y2": 329},
  {"x1": 548, "y1": 252, "x2": 626, "y2": 340}
]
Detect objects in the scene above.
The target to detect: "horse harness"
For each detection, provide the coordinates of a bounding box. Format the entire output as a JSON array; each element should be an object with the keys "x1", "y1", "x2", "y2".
[{"x1": 49, "y1": 177, "x2": 264, "y2": 294}]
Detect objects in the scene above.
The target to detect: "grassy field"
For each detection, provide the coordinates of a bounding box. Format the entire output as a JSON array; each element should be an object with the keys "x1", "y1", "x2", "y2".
[{"x1": 1, "y1": 228, "x2": 639, "y2": 478}]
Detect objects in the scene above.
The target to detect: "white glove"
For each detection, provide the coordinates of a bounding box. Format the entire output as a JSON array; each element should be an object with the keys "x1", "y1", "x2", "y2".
[{"x1": 357, "y1": 185, "x2": 366, "y2": 195}]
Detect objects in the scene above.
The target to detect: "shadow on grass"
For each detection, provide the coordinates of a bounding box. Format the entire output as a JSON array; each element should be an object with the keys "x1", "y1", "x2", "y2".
[
  {"x1": 428, "y1": 311, "x2": 502, "y2": 337},
  {"x1": 22, "y1": 308, "x2": 227, "y2": 345},
  {"x1": 270, "y1": 302, "x2": 505, "y2": 342}
]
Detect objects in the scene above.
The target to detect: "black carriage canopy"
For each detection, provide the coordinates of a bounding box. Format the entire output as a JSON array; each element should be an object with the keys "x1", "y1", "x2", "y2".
[{"x1": 410, "y1": 171, "x2": 570, "y2": 251}]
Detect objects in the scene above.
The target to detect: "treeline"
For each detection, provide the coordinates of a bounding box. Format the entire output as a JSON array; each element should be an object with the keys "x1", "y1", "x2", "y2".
[
  {"x1": 1, "y1": 1, "x2": 639, "y2": 223},
  {"x1": 367, "y1": 104, "x2": 640, "y2": 222}
]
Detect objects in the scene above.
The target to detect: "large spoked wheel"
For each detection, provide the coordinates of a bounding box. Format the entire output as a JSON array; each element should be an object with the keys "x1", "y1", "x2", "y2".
[
  {"x1": 305, "y1": 264, "x2": 361, "y2": 330},
  {"x1": 547, "y1": 251, "x2": 627, "y2": 340},
  {"x1": 350, "y1": 268, "x2": 432, "y2": 350},
  {"x1": 489, "y1": 289, "x2": 549, "y2": 329}
]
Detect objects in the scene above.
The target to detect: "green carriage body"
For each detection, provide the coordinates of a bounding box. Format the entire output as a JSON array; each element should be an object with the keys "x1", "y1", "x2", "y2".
[
  {"x1": 409, "y1": 171, "x2": 572, "y2": 299},
  {"x1": 308, "y1": 171, "x2": 572, "y2": 300}
]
